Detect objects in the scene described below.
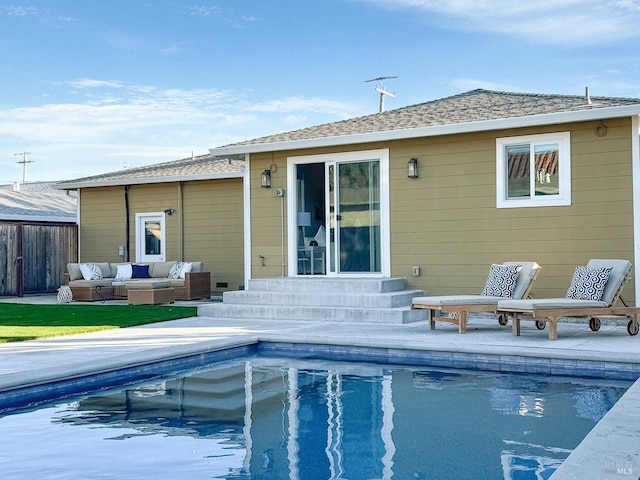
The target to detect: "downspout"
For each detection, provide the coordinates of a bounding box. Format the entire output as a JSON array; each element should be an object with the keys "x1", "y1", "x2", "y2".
[
  {"x1": 179, "y1": 181, "x2": 184, "y2": 261},
  {"x1": 631, "y1": 115, "x2": 640, "y2": 302},
  {"x1": 124, "y1": 185, "x2": 131, "y2": 262}
]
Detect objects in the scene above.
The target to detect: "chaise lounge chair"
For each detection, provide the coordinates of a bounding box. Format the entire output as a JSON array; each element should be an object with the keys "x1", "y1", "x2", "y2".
[
  {"x1": 411, "y1": 262, "x2": 541, "y2": 333},
  {"x1": 497, "y1": 259, "x2": 640, "y2": 340}
]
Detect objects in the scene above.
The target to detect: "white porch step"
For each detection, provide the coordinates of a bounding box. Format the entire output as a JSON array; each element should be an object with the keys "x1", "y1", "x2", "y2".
[
  {"x1": 198, "y1": 277, "x2": 429, "y2": 324},
  {"x1": 198, "y1": 303, "x2": 426, "y2": 324},
  {"x1": 222, "y1": 289, "x2": 422, "y2": 308}
]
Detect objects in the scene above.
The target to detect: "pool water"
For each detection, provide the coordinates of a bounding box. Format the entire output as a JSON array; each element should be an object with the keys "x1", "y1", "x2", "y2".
[{"x1": 0, "y1": 355, "x2": 630, "y2": 479}]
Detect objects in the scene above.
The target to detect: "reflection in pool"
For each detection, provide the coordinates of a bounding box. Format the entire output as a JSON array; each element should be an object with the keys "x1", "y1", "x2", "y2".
[{"x1": 0, "y1": 356, "x2": 630, "y2": 479}]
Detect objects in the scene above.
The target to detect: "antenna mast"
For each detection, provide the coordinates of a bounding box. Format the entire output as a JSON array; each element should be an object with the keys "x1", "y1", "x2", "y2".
[
  {"x1": 14, "y1": 151, "x2": 33, "y2": 182},
  {"x1": 365, "y1": 76, "x2": 397, "y2": 112}
]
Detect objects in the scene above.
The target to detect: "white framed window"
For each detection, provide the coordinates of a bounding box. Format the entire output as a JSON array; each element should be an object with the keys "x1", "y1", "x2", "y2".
[
  {"x1": 135, "y1": 212, "x2": 166, "y2": 262},
  {"x1": 496, "y1": 132, "x2": 571, "y2": 208}
]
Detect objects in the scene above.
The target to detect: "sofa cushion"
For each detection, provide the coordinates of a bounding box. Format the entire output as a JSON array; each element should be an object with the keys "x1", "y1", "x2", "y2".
[
  {"x1": 125, "y1": 279, "x2": 171, "y2": 289},
  {"x1": 67, "y1": 263, "x2": 83, "y2": 281},
  {"x1": 191, "y1": 261, "x2": 203, "y2": 272},
  {"x1": 151, "y1": 261, "x2": 176, "y2": 278},
  {"x1": 69, "y1": 279, "x2": 115, "y2": 288}
]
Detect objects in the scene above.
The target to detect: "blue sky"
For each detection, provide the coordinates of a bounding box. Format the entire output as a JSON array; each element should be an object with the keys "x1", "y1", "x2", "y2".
[{"x1": 1, "y1": 0, "x2": 640, "y2": 183}]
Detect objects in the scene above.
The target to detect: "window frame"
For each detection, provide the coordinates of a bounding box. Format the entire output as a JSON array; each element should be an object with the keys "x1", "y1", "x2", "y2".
[{"x1": 496, "y1": 131, "x2": 571, "y2": 209}]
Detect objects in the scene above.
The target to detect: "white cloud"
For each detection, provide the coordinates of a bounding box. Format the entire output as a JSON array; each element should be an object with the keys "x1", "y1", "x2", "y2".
[
  {"x1": 357, "y1": 0, "x2": 640, "y2": 46},
  {"x1": 0, "y1": 79, "x2": 362, "y2": 182}
]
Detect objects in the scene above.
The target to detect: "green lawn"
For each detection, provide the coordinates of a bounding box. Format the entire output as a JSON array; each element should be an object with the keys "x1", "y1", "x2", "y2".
[{"x1": 0, "y1": 304, "x2": 198, "y2": 343}]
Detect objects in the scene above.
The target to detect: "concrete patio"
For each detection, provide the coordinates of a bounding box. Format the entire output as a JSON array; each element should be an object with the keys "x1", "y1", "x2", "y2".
[{"x1": 0, "y1": 293, "x2": 638, "y2": 479}]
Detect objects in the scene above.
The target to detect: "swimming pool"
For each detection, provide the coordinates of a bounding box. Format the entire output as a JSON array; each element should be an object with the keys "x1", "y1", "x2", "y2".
[{"x1": 0, "y1": 347, "x2": 631, "y2": 479}]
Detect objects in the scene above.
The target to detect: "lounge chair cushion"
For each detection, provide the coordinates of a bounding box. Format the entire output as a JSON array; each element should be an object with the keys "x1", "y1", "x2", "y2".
[
  {"x1": 411, "y1": 294, "x2": 504, "y2": 307},
  {"x1": 498, "y1": 298, "x2": 608, "y2": 310},
  {"x1": 481, "y1": 264, "x2": 521, "y2": 297},
  {"x1": 586, "y1": 259, "x2": 631, "y2": 306},
  {"x1": 565, "y1": 266, "x2": 611, "y2": 301}
]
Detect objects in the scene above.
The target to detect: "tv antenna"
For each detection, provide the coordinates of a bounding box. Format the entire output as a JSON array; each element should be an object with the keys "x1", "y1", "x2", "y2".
[
  {"x1": 365, "y1": 76, "x2": 397, "y2": 112},
  {"x1": 14, "y1": 151, "x2": 33, "y2": 182}
]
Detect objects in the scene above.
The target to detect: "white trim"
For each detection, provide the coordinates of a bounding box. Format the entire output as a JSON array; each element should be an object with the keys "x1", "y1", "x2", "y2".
[
  {"x1": 632, "y1": 116, "x2": 640, "y2": 301},
  {"x1": 286, "y1": 149, "x2": 390, "y2": 277},
  {"x1": 0, "y1": 215, "x2": 76, "y2": 223},
  {"x1": 210, "y1": 106, "x2": 640, "y2": 157},
  {"x1": 243, "y1": 154, "x2": 252, "y2": 290},
  {"x1": 496, "y1": 132, "x2": 571, "y2": 208}
]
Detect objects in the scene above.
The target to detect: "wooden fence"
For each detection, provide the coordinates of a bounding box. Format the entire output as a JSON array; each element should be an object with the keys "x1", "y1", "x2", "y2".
[{"x1": 0, "y1": 222, "x2": 78, "y2": 296}]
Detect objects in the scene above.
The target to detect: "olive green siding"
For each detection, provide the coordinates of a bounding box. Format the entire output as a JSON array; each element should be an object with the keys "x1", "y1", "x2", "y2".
[
  {"x1": 78, "y1": 178, "x2": 244, "y2": 292},
  {"x1": 79, "y1": 186, "x2": 126, "y2": 262},
  {"x1": 249, "y1": 118, "x2": 635, "y2": 303}
]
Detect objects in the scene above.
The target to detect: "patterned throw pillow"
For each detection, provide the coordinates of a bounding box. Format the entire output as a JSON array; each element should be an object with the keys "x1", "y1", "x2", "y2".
[
  {"x1": 565, "y1": 266, "x2": 612, "y2": 301},
  {"x1": 79, "y1": 263, "x2": 103, "y2": 280},
  {"x1": 169, "y1": 262, "x2": 184, "y2": 279},
  {"x1": 480, "y1": 264, "x2": 522, "y2": 297}
]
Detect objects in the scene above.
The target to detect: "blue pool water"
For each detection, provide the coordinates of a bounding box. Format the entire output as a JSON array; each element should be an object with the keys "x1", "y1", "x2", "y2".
[{"x1": 0, "y1": 351, "x2": 631, "y2": 479}]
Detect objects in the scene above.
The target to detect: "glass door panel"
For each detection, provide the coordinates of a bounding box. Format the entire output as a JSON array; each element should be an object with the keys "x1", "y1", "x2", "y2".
[{"x1": 328, "y1": 160, "x2": 381, "y2": 274}]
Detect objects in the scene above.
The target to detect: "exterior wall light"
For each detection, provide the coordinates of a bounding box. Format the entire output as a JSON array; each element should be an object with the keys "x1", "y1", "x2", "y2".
[
  {"x1": 408, "y1": 157, "x2": 418, "y2": 178},
  {"x1": 261, "y1": 169, "x2": 271, "y2": 188}
]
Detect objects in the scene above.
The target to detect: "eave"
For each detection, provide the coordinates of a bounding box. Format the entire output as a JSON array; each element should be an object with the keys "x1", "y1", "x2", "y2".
[{"x1": 54, "y1": 170, "x2": 244, "y2": 190}]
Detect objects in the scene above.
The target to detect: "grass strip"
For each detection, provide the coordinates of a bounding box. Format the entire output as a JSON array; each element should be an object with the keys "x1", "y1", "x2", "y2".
[{"x1": 0, "y1": 304, "x2": 198, "y2": 343}]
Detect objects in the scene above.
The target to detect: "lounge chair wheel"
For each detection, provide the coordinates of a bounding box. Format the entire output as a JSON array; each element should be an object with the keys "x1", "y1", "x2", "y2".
[
  {"x1": 535, "y1": 320, "x2": 546, "y2": 330},
  {"x1": 589, "y1": 317, "x2": 601, "y2": 332},
  {"x1": 497, "y1": 314, "x2": 509, "y2": 326},
  {"x1": 628, "y1": 320, "x2": 639, "y2": 336}
]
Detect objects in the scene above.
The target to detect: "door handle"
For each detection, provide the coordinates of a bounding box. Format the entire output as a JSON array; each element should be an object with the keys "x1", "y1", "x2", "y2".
[{"x1": 336, "y1": 214, "x2": 342, "y2": 221}]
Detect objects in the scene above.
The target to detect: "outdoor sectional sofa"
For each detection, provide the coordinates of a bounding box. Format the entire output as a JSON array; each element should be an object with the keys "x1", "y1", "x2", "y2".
[{"x1": 65, "y1": 261, "x2": 211, "y2": 302}]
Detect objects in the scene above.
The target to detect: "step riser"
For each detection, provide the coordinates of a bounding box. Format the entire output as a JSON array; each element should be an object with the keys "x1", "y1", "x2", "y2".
[
  {"x1": 223, "y1": 290, "x2": 422, "y2": 308},
  {"x1": 198, "y1": 304, "x2": 427, "y2": 324},
  {"x1": 247, "y1": 277, "x2": 407, "y2": 294}
]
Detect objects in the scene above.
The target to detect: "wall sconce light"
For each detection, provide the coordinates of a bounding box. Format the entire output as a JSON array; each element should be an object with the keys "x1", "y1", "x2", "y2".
[
  {"x1": 164, "y1": 208, "x2": 175, "y2": 216},
  {"x1": 261, "y1": 169, "x2": 271, "y2": 188},
  {"x1": 408, "y1": 157, "x2": 418, "y2": 178}
]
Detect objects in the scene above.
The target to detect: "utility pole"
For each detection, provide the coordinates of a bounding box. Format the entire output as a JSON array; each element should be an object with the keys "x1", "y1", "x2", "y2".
[
  {"x1": 14, "y1": 151, "x2": 33, "y2": 182},
  {"x1": 365, "y1": 76, "x2": 397, "y2": 113}
]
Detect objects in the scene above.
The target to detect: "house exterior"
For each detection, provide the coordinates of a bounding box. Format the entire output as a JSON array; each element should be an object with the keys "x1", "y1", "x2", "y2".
[
  {"x1": 55, "y1": 154, "x2": 245, "y2": 293},
  {"x1": 206, "y1": 89, "x2": 640, "y2": 304},
  {"x1": 0, "y1": 182, "x2": 78, "y2": 295}
]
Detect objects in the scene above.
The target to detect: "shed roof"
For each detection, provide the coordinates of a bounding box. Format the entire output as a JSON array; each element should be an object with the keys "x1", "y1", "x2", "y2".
[
  {"x1": 210, "y1": 89, "x2": 640, "y2": 155},
  {"x1": 0, "y1": 182, "x2": 77, "y2": 223},
  {"x1": 55, "y1": 153, "x2": 245, "y2": 190}
]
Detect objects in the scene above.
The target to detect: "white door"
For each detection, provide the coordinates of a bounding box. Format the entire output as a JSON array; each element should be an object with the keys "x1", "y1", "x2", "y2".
[{"x1": 135, "y1": 213, "x2": 166, "y2": 262}]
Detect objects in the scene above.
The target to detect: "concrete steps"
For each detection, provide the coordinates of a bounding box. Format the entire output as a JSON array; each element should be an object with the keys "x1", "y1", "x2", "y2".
[{"x1": 198, "y1": 277, "x2": 428, "y2": 324}]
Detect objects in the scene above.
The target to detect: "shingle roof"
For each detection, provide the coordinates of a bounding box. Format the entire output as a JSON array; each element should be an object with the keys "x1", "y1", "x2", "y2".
[
  {"x1": 0, "y1": 182, "x2": 77, "y2": 222},
  {"x1": 219, "y1": 89, "x2": 640, "y2": 148},
  {"x1": 55, "y1": 153, "x2": 245, "y2": 189}
]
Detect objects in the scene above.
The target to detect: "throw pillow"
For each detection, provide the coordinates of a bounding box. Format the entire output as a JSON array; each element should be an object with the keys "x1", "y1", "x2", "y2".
[
  {"x1": 481, "y1": 264, "x2": 522, "y2": 297},
  {"x1": 169, "y1": 262, "x2": 184, "y2": 279},
  {"x1": 566, "y1": 266, "x2": 612, "y2": 301},
  {"x1": 115, "y1": 264, "x2": 133, "y2": 281},
  {"x1": 179, "y1": 262, "x2": 193, "y2": 279},
  {"x1": 131, "y1": 264, "x2": 151, "y2": 279},
  {"x1": 79, "y1": 263, "x2": 103, "y2": 280}
]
